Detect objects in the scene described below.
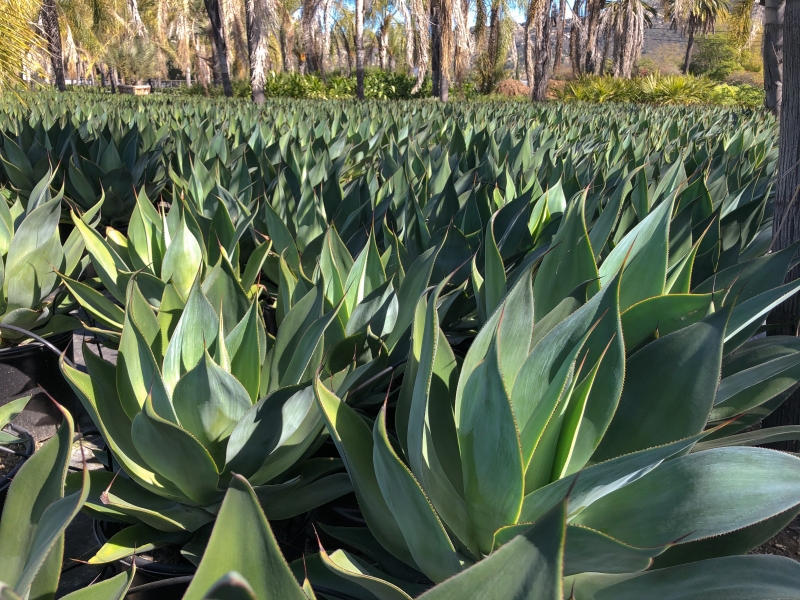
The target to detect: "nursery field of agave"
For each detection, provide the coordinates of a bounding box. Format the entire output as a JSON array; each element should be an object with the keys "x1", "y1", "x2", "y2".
[{"x1": 3, "y1": 93, "x2": 800, "y2": 600}]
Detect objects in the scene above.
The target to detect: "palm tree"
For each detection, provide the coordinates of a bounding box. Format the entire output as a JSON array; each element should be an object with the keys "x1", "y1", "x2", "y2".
[
  {"x1": 355, "y1": 0, "x2": 364, "y2": 98},
  {"x1": 204, "y1": 0, "x2": 234, "y2": 95},
  {"x1": 364, "y1": 0, "x2": 393, "y2": 70},
  {"x1": 40, "y1": 0, "x2": 67, "y2": 90},
  {"x1": 523, "y1": 0, "x2": 536, "y2": 86},
  {"x1": 727, "y1": 0, "x2": 761, "y2": 53},
  {"x1": 408, "y1": 0, "x2": 430, "y2": 94},
  {"x1": 0, "y1": 0, "x2": 48, "y2": 92},
  {"x1": 568, "y1": 0, "x2": 607, "y2": 75},
  {"x1": 763, "y1": 0, "x2": 798, "y2": 442},
  {"x1": 245, "y1": 0, "x2": 270, "y2": 103},
  {"x1": 332, "y1": 6, "x2": 354, "y2": 73},
  {"x1": 277, "y1": 0, "x2": 299, "y2": 71},
  {"x1": 531, "y1": 0, "x2": 552, "y2": 101},
  {"x1": 552, "y1": 0, "x2": 565, "y2": 73},
  {"x1": 301, "y1": 0, "x2": 320, "y2": 72},
  {"x1": 452, "y1": 0, "x2": 470, "y2": 83},
  {"x1": 664, "y1": 0, "x2": 730, "y2": 74},
  {"x1": 432, "y1": 0, "x2": 454, "y2": 98},
  {"x1": 475, "y1": 0, "x2": 505, "y2": 93},
  {"x1": 598, "y1": 0, "x2": 654, "y2": 78},
  {"x1": 763, "y1": 0, "x2": 784, "y2": 117}
]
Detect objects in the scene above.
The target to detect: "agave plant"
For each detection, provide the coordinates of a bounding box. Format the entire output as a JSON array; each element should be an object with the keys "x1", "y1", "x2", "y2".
[
  {"x1": 60, "y1": 190, "x2": 269, "y2": 344},
  {"x1": 0, "y1": 396, "x2": 29, "y2": 445},
  {"x1": 0, "y1": 120, "x2": 167, "y2": 227},
  {"x1": 64, "y1": 125, "x2": 168, "y2": 226},
  {"x1": 60, "y1": 272, "x2": 355, "y2": 563},
  {"x1": 0, "y1": 122, "x2": 74, "y2": 206},
  {"x1": 0, "y1": 400, "x2": 137, "y2": 600},
  {"x1": 308, "y1": 193, "x2": 800, "y2": 597},
  {"x1": 0, "y1": 172, "x2": 94, "y2": 345},
  {"x1": 169, "y1": 454, "x2": 800, "y2": 600}
]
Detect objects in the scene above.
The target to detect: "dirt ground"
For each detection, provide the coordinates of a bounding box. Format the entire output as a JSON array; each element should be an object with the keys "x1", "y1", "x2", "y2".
[
  {"x1": 0, "y1": 444, "x2": 24, "y2": 478},
  {"x1": 753, "y1": 517, "x2": 800, "y2": 560}
]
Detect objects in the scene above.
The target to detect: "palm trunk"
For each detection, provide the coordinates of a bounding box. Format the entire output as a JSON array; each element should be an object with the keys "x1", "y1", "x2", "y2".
[
  {"x1": 410, "y1": 0, "x2": 429, "y2": 93},
  {"x1": 280, "y1": 23, "x2": 291, "y2": 72},
  {"x1": 763, "y1": 0, "x2": 799, "y2": 448},
  {"x1": 431, "y1": 1, "x2": 441, "y2": 96},
  {"x1": 356, "y1": 0, "x2": 365, "y2": 99},
  {"x1": 127, "y1": 0, "x2": 146, "y2": 36},
  {"x1": 531, "y1": 0, "x2": 552, "y2": 101},
  {"x1": 523, "y1": 10, "x2": 533, "y2": 86},
  {"x1": 682, "y1": 26, "x2": 695, "y2": 74},
  {"x1": 764, "y1": 0, "x2": 785, "y2": 117},
  {"x1": 320, "y1": 0, "x2": 332, "y2": 74},
  {"x1": 379, "y1": 19, "x2": 389, "y2": 69},
  {"x1": 211, "y1": 42, "x2": 222, "y2": 84},
  {"x1": 224, "y1": 0, "x2": 249, "y2": 77},
  {"x1": 452, "y1": 0, "x2": 470, "y2": 83},
  {"x1": 245, "y1": 0, "x2": 268, "y2": 104},
  {"x1": 569, "y1": 0, "x2": 585, "y2": 75},
  {"x1": 399, "y1": 0, "x2": 415, "y2": 71},
  {"x1": 552, "y1": 0, "x2": 566, "y2": 73},
  {"x1": 204, "y1": 0, "x2": 234, "y2": 96},
  {"x1": 302, "y1": 0, "x2": 318, "y2": 73},
  {"x1": 41, "y1": 0, "x2": 66, "y2": 92},
  {"x1": 194, "y1": 34, "x2": 210, "y2": 90},
  {"x1": 584, "y1": 0, "x2": 604, "y2": 73},
  {"x1": 488, "y1": 0, "x2": 500, "y2": 68},
  {"x1": 600, "y1": 23, "x2": 612, "y2": 74},
  {"x1": 341, "y1": 30, "x2": 353, "y2": 75}
]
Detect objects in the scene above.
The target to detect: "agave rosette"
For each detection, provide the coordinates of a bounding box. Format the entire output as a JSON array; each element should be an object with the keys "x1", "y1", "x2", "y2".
[{"x1": 308, "y1": 187, "x2": 800, "y2": 598}]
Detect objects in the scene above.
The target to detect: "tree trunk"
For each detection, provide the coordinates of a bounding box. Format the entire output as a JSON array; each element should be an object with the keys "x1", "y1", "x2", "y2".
[
  {"x1": 763, "y1": 0, "x2": 800, "y2": 449},
  {"x1": 356, "y1": 0, "x2": 365, "y2": 99},
  {"x1": 399, "y1": 0, "x2": 415, "y2": 71},
  {"x1": 431, "y1": 1, "x2": 441, "y2": 97},
  {"x1": 523, "y1": 11, "x2": 533, "y2": 86},
  {"x1": 211, "y1": 42, "x2": 222, "y2": 84},
  {"x1": 245, "y1": 0, "x2": 268, "y2": 104},
  {"x1": 553, "y1": 0, "x2": 566, "y2": 74},
  {"x1": 584, "y1": 0, "x2": 605, "y2": 73},
  {"x1": 280, "y1": 24, "x2": 291, "y2": 72},
  {"x1": 194, "y1": 34, "x2": 210, "y2": 91},
  {"x1": 531, "y1": 0, "x2": 552, "y2": 101},
  {"x1": 764, "y1": 0, "x2": 785, "y2": 118},
  {"x1": 379, "y1": 19, "x2": 389, "y2": 70},
  {"x1": 600, "y1": 23, "x2": 612, "y2": 74},
  {"x1": 682, "y1": 27, "x2": 695, "y2": 74},
  {"x1": 41, "y1": 0, "x2": 66, "y2": 92},
  {"x1": 570, "y1": 0, "x2": 585, "y2": 75},
  {"x1": 127, "y1": 0, "x2": 146, "y2": 36},
  {"x1": 320, "y1": 0, "x2": 332, "y2": 74},
  {"x1": 341, "y1": 31, "x2": 353, "y2": 75},
  {"x1": 204, "y1": 0, "x2": 234, "y2": 96},
  {"x1": 302, "y1": 0, "x2": 318, "y2": 73}
]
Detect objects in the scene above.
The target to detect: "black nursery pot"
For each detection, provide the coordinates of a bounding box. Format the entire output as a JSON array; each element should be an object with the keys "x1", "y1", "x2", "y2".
[
  {"x1": 0, "y1": 331, "x2": 82, "y2": 440},
  {"x1": 0, "y1": 424, "x2": 35, "y2": 511},
  {"x1": 93, "y1": 520, "x2": 195, "y2": 600}
]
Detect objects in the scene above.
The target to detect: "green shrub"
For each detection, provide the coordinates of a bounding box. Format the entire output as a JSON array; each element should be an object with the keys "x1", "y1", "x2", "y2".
[
  {"x1": 690, "y1": 35, "x2": 747, "y2": 81},
  {"x1": 169, "y1": 70, "x2": 430, "y2": 100},
  {"x1": 557, "y1": 73, "x2": 764, "y2": 108}
]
